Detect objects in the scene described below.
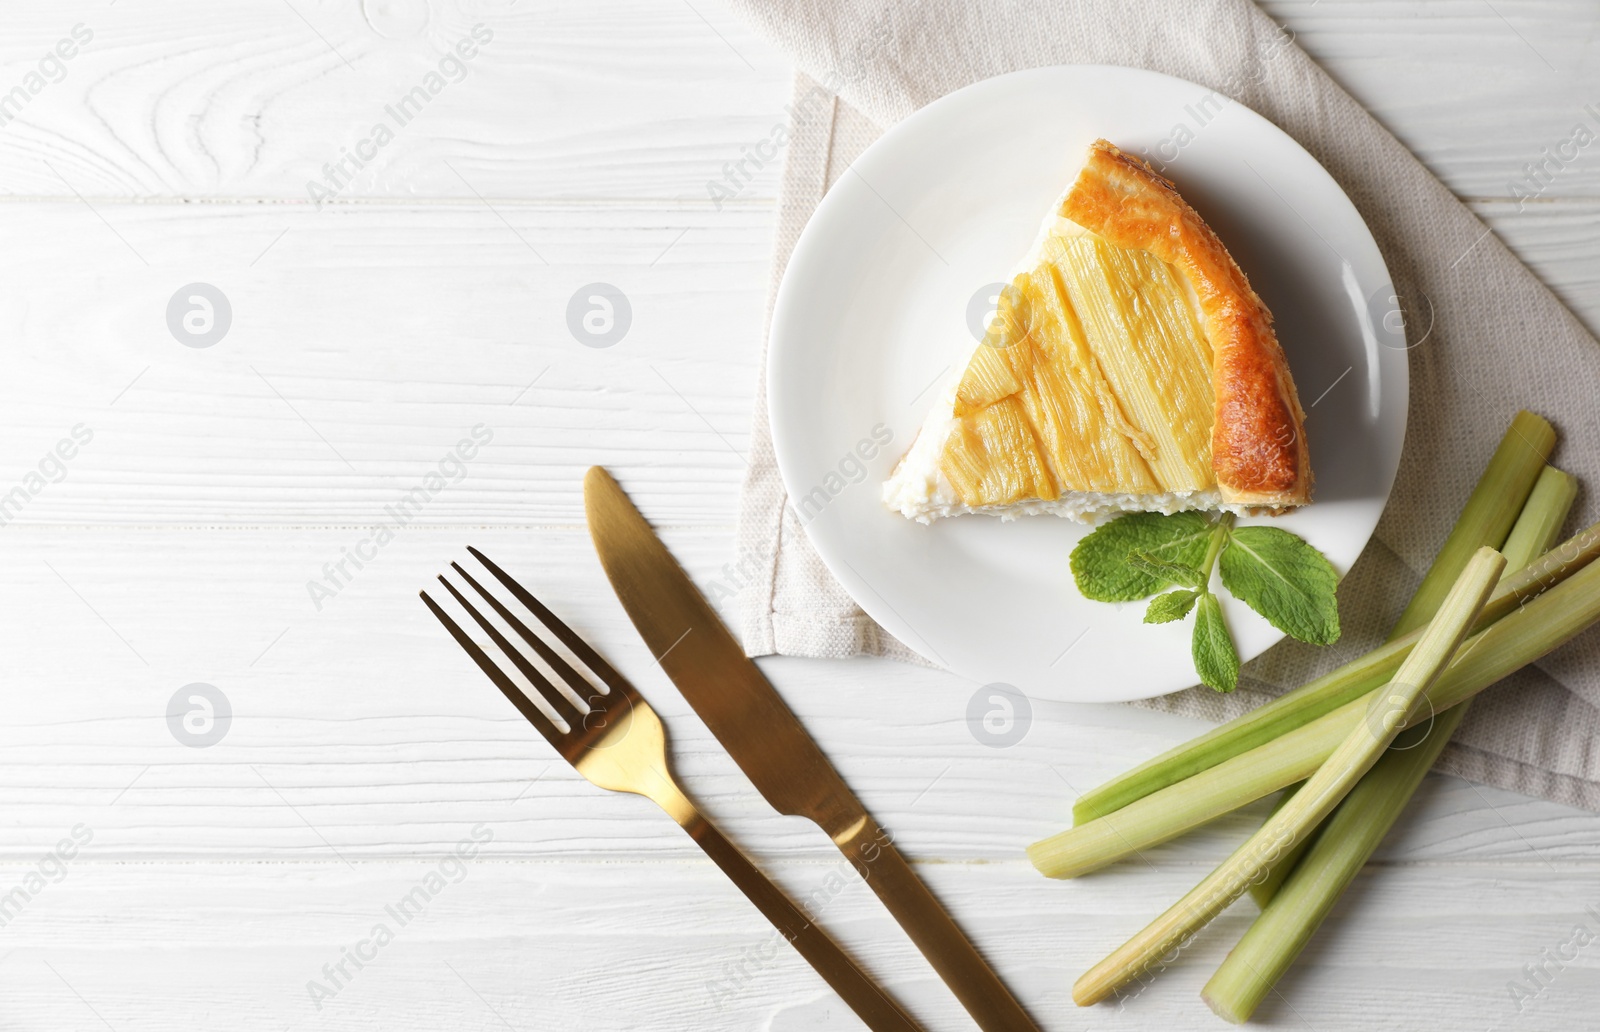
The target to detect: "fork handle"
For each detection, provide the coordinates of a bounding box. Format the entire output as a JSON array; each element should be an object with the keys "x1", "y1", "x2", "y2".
[
  {"x1": 651, "y1": 787, "x2": 924, "y2": 1032},
  {"x1": 833, "y1": 816, "x2": 1041, "y2": 1032}
]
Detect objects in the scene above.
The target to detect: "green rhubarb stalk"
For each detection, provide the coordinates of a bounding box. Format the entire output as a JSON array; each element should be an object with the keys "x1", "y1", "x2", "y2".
[
  {"x1": 1244, "y1": 466, "x2": 1579, "y2": 911},
  {"x1": 1389, "y1": 410, "x2": 1555, "y2": 635},
  {"x1": 1245, "y1": 782, "x2": 1312, "y2": 907},
  {"x1": 1247, "y1": 466, "x2": 1577, "y2": 908},
  {"x1": 1028, "y1": 537, "x2": 1600, "y2": 879},
  {"x1": 1070, "y1": 412, "x2": 1556, "y2": 825},
  {"x1": 1502, "y1": 466, "x2": 1581, "y2": 572},
  {"x1": 1062, "y1": 518, "x2": 1598, "y2": 834},
  {"x1": 1205, "y1": 467, "x2": 1577, "y2": 1023},
  {"x1": 1073, "y1": 549, "x2": 1505, "y2": 1007},
  {"x1": 1202, "y1": 718, "x2": 1438, "y2": 1022}
]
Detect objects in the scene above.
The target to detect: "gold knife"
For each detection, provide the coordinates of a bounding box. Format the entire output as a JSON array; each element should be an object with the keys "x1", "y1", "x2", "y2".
[{"x1": 584, "y1": 466, "x2": 1042, "y2": 1032}]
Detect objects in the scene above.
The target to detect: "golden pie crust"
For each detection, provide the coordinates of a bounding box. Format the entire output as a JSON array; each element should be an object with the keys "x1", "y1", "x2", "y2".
[{"x1": 1061, "y1": 140, "x2": 1311, "y2": 508}]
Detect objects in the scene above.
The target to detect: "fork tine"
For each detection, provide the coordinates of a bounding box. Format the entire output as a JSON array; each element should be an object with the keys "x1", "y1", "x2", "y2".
[
  {"x1": 467, "y1": 547, "x2": 635, "y2": 698},
  {"x1": 435, "y1": 576, "x2": 587, "y2": 729},
  {"x1": 451, "y1": 562, "x2": 600, "y2": 709},
  {"x1": 419, "y1": 590, "x2": 565, "y2": 745}
]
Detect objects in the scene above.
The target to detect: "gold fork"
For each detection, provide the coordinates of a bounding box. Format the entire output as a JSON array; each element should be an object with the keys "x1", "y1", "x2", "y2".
[{"x1": 421, "y1": 550, "x2": 924, "y2": 1032}]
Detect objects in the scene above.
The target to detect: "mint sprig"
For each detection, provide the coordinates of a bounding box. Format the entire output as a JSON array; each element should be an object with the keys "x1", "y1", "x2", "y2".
[
  {"x1": 1218, "y1": 526, "x2": 1341, "y2": 645},
  {"x1": 1070, "y1": 512, "x2": 1340, "y2": 692},
  {"x1": 1144, "y1": 588, "x2": 1200, "y2": 624},
  {"x1": 1068, "y1": 511, "x2": 1215, "y2": 602},
  {"x1": 1191, "y1": 593, "x2": 1240, "y2": 693},
  {"x1": 1127, "y1": 552, "x2": 1206, "y2": 589}
]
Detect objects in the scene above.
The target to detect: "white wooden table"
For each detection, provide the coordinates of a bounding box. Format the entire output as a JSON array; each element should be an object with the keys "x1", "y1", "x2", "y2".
[{"x1": 3, "y1": 1, "x2": 1599, "y2": 1028}]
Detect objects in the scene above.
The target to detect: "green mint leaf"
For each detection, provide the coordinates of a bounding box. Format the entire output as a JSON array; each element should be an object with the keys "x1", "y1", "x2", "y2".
[
  {"x1": 1071, "y1": 511, "x2": 1217, "y2": 602},
  {"x1": 1127, "y1": 552, "x2": 1205, "y2": 589},
  {"x1": 1145, "y1": 589, "x2": 1200, "y2": 624},
  {"x1": 1217, "y1": 525, "x2": 1341, "y2": 645},
  {"x1": 1191, "y1": 593, "x2": 1240, "y2": 692}
]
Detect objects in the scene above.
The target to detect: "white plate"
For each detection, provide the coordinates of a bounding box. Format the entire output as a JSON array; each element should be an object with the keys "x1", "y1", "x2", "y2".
[{"x1": 767, "y1": 66, "x2": 1408, "y2": 703}]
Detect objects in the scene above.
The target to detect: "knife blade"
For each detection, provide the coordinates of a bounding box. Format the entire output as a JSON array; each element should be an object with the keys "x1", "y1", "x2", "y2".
[{"x1": 584, "y1": 466, "x2": 1041, "y2": 1032}]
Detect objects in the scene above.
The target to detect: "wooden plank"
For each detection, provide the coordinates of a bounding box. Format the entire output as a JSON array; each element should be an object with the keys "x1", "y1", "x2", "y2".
[
  {"x1": 0, "y1": 0, "x2": 1588, "y2": 204},
  {"x1": 0, "y1": 201, "x2": 770, "y2": 526},
  {"x1": 0, "y1": 200, "x2": 1595, "y2": 529},
  {"x1": 0, "y1": 860, "x2": 1596, "y2": 1030},
  {"x1": 1263, "y1": 0, "x2": 1600, "y2": 200},
  {"x1": 0, "y1": 0, "x2": 792, "y2": 202},
  {"x1": 0, "y1": 524, "x2": 1595, "y2": 867}
]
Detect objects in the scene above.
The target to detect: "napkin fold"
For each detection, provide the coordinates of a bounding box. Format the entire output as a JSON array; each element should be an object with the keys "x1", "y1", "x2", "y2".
[{"x1": 730, "y1": 0, "x2": 1600, "y2": 810}]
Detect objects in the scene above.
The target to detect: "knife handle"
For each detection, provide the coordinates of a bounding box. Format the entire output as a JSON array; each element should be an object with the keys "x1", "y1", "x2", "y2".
[
  {"x1": 650, "y1": 784, "x2": 925, "y2": 1032},
  {"x1": 835, "y1": 818, "x2": 1041, "y2": 1032}
]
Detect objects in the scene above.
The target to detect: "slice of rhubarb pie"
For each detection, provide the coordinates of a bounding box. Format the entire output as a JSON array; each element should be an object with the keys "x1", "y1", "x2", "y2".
[{"x1": 884, "y1": 140, "x2": 1311, "y2": 524}]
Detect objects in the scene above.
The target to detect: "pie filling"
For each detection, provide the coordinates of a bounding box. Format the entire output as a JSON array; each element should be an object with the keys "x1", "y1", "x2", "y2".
[{"x1": 938, "y1": 231, "x2": 1217, "y2": 510}]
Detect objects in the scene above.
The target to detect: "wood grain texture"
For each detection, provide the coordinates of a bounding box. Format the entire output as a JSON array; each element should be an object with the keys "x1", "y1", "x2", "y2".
[
  {"x1": 0, "y1": 201, "x2": 770, "y2": 525},
  {"x1": 1259, "y1": 0, "x2": 1600, "y2": 200},
  {"x1": 0, "y1": 0, "x2": 1598, "y2": 1029},
  {"x1": 0, "y1": 0, "x2": 791, "y2": 201},
  {"x1": 7, "y1": 525, "x2": 1599, "y2": 866},
  {"x1": 1, "y1": 863, "x2": 1598, "y2": 1031},
  {"x1": 0, "y1": 199, "x2": 1594, "y2": 527}
]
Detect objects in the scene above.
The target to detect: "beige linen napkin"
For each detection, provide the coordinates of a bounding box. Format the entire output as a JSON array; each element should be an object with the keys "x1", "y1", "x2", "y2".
[{"x1": 729, "y1": 0, "x2": 1600, "y2": 810}]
